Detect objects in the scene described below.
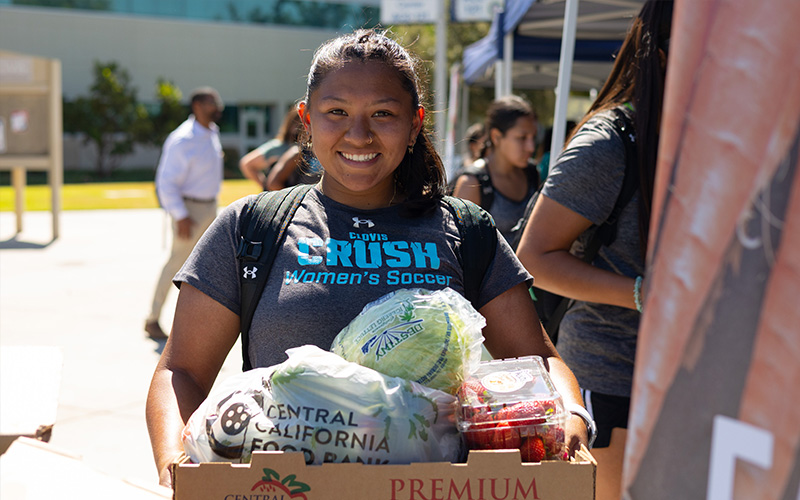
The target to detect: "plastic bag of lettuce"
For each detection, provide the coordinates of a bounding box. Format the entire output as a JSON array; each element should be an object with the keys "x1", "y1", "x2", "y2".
[
  {"x1": 331, "y1": 287, "x2": 486, "y2": 395},
  {"x1": 182, "y1": 345, "x2": 461, "y2": 465}
]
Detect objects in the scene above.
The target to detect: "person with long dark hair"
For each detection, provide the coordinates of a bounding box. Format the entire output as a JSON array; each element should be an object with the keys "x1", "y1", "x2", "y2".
[
  {"x1": 515, "y1": 2, "x2": 673, "y2": 499},
  {"x1": 451, "y1": 95, "x2": 539, "y2": 242},
  {"x1": 146, "y1": 29, "x2": 589, "y2": 488}
]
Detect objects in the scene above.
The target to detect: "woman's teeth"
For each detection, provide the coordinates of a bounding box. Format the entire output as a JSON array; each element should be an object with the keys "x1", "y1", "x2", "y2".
[{"x1": 342, "y1": 152, "x2": 378, "y2": 162}]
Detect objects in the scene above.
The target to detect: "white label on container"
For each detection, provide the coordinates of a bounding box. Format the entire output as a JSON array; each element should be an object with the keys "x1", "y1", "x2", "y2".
[{"x1": 481, "y1": 370, "x2": 534, "y2": 393}]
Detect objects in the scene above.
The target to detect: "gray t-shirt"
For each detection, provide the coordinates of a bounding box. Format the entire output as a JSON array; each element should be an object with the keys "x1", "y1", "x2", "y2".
[
  {"x1": 541, "y1": 107, "x2": 643, "y2": 397},
  {"x1": 176, "y1": 187, "x2": 530, "y2": 369},
  {"x1": 490, "y1": 183, "x2": 537, "y2": 244}
]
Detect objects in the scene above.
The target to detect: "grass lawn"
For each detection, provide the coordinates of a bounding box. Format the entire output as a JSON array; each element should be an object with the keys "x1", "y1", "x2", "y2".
[{"x1": 0, "y1": 179, "x2": 260, "y2": 211}]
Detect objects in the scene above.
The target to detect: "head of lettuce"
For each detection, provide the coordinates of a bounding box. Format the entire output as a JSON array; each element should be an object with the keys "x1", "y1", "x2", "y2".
[{"x1": 331, "y1": 288, "x2": 486, "y2": 394}]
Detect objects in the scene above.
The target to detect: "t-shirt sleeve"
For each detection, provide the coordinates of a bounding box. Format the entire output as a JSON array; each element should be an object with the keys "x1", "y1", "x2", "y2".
[
  {"x1": 541, "y1": 112, "x2": 626, "y2": 226},
  {"x1": 174, "y1": 196, "x2": 257, "y2": 315},
  {"x1": 476, "y1": 227, "x2": 532, "y2": 310}
]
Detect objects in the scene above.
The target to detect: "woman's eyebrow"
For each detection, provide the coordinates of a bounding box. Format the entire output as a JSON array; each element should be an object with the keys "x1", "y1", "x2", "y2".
[{"x1": 318, "y1": 95, "x2": 402, "y2": 105}]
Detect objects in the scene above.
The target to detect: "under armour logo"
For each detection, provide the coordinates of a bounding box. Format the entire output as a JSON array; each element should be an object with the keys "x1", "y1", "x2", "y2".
[
  {"x1": 352, "y1": 217, "x2": 375, "y2": 228},
  {"x1": 243, "y1": 266, "x2": 258, "y2": 279}
]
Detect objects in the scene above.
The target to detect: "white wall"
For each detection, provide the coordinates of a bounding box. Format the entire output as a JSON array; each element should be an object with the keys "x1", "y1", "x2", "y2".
[
  {"x1": 0, "y1": 6, "x2": 338, "y2": 101},
  {"x1": 0, "y1": 5, "x2": 342, "y2": 169}
]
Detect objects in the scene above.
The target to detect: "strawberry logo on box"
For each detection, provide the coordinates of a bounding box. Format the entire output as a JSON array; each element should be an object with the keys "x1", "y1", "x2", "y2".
[{"x1": 250, "y1": 468, "x2": 311, "y2": 499}]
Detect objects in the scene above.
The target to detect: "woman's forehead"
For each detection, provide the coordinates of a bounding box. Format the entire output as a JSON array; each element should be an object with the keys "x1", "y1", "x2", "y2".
[{"x1": 310, "y1": 60, "x2": 413, "y2": 104}]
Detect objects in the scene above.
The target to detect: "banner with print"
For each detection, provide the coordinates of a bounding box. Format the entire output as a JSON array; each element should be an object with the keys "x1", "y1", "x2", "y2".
[{"x1": 623, "y1": 0, "x2": 800, "y2": 499}]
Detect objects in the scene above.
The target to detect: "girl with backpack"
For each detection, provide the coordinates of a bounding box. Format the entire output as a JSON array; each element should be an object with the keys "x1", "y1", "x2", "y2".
[
  {"x1": 145, "y1": 29, "x2": 591, "y2": 488},
  {"x1": 450, "y1": 95, "x2": 540, "y2": 242}
]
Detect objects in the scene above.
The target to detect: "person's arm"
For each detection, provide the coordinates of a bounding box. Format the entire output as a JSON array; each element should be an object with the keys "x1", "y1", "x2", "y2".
[
  {"x1": 265, "y1": 145, "x2": 301, "y2": 191},
  {"x1": 145, "y1": 283, "x2": 240, "y2": 488},
  {"x1": 450, "y1": 174, "x2": 482, "y2": 206},
  {"x1": 239, "y1": 149, "x2": 271, "y2": 189},
  {"x1": 156, "y1": 139, "x2": 191, "y2": 222},
  {"x1": 515, "y1": 194, "x2": 638, "y2": 310},
  {"x1": 479, "y1": 282, "x2": 589, "y2": 454}
]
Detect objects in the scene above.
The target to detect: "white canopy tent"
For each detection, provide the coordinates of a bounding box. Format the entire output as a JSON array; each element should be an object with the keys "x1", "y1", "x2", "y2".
[{"x1": 461, "y1": 0, "x2": 643, "y2": 160}]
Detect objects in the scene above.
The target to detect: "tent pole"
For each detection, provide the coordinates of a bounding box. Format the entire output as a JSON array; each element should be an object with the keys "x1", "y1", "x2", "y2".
[
  {"x1": 503, "y1": 30, "x2": 514, "y2": 96},
  {"x1": 434, "y1": 0, "x2": 448, "y2": 155},
  {"x1": 551, "y1": 0, "x2": 579, "y2": 160}
]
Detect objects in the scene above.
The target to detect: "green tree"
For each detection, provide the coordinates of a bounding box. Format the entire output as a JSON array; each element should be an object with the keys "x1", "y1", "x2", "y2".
[
  {"x1": 133, "y1": 78, "x2": 186, "y2": 148},
  {"x1": 69, "y1": 61, "x2": 145, "y2": 176},
  {"x1": 392, "y1": 18, "x2": 556, "y2": 127}
]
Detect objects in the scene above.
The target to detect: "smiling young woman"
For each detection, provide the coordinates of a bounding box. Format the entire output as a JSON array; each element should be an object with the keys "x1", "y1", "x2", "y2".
[{"x1": 145, "y1": 29, "x2": 590, "y2": 489}]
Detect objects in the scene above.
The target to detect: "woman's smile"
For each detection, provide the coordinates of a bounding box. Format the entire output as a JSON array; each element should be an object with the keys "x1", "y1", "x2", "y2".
[{"x1": 340, "y1": 152, "x2": 380, "y2": 163}]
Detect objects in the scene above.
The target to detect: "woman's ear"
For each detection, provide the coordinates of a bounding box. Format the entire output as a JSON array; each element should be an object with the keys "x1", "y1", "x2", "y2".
[
  {"x1": 409, "y1": 106, "x2": 424, "y2": 145},
  {"x1": 489, "y1": 127, "x2": 503, "y2": 146},
  {"x1": 297, "y1": 102, "x2": 311, "y2": 131}
]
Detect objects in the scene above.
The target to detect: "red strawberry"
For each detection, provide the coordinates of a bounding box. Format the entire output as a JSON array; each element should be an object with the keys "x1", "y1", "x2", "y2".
[
  {"x1": 457, "y1": 379, "x2": 492, "y2": 405},
  {"x1": 464, "y1": 421, "x2": 496, "y2": 449},
  {"x1": 491, "y1": 421, "x2": 521, "y2": 449},
  {"x1": 543, "y1": 425, "x2": 566, "y2": 457},
  {"x1": 497, "y1": 401, "x2": 547, "y2": 427},
  {"x1": 520, "y1": 436, "x2": 547, "y2": 462}
]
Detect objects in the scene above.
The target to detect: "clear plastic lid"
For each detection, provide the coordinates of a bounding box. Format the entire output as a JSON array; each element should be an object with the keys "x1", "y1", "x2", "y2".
[{"x1": 456, "y1": 356, "x2": 566, "y2": 430}]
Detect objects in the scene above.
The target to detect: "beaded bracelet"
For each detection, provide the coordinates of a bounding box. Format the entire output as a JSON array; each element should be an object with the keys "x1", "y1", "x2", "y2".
[{"x1": 634, "y1": 275, "x2": 644, "y2": 313}]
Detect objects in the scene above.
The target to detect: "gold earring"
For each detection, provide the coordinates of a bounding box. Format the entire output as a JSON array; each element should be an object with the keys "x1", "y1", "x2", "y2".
[{"x1": 407, "y1": 143, "x2": 414, "y2": 154}]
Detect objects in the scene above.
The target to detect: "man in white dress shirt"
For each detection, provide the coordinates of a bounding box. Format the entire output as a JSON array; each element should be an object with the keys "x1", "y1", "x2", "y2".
[{"x1": 145, "y1": 87, "x2": 224, "y2": 340}]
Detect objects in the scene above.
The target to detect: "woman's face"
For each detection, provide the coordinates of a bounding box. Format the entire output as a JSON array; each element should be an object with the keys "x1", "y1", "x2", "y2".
[
  {"x1": 493, "y1": 116, "x2": 537, "y2": 169},
  {"x1": 299, "y1": 60, "x2": 422, "y2": 208}
]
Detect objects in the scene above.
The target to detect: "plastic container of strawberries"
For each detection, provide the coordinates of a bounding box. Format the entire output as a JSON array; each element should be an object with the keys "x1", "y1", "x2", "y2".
[{"x1": 456, "y1": 356, "x2": 568, "y2": 462}]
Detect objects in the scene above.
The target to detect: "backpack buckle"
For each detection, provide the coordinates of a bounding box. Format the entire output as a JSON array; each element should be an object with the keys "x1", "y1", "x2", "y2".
[{"x1": 237, "y1": 236, "x2": 263, "y2": 261}]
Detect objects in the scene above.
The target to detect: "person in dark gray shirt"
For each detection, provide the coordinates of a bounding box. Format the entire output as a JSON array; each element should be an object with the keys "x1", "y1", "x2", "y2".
[
  {"x1": 146, "y1": 30, "x2": 590, "y2": 489},
  {"x1": 515, "y1": 1, "x2": 673, "y2": 499}
]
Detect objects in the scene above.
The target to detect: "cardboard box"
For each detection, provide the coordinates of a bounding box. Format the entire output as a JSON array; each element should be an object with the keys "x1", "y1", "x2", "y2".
[
  {"x1": 173, "y1": 447, "x2": 596, "y2": 500},
  {"x1": 0, "y1": 437, "x2": 171, "y2": 499},
  {"x1": 0, "y1": 346, "x2": 62, "y2": 454}
]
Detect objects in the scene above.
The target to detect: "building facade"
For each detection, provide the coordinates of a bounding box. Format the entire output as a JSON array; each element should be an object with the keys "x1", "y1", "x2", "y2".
[{"x1": 0, "y1": 2, "x2": 379, "y2": 170}]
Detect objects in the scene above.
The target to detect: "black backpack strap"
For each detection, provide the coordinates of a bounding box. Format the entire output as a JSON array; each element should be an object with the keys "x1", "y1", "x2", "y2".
[
  {"x1": 442, "y1": 196, "x2": 497, "y2": 308},
  {"x1": 454, "y1": 164, "x2": 494, "y2": 211},
  {"x1": 237, "y1": 184, "x2": 313, "y2": 371},
  {"x1": 584, "y1": 107, "x2": 639, "y2": 258}
]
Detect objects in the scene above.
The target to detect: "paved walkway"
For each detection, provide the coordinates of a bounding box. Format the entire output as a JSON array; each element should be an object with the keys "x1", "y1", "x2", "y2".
[{"x1": 0, "y1": 208, "x2": 242, "y2": 491}]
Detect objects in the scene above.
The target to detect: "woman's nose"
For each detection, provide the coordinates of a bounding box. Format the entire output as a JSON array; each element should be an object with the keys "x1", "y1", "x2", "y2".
[{"x1": 346, "y1": 117, "x2": 372, "y2": 145}]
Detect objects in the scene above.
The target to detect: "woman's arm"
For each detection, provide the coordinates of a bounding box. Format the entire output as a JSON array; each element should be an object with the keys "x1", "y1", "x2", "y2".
[
  {"x1": 145, "y1": 283, "x2": 240, "y2": 488},
  {"x1": 266, "y1": 145, "x2": 301, "y2": 191},
  {"x1": 451, "y1": 174, "x2": 482, "y2": 206},
  {"x1": 239, "y1": 149, "x2": 271, "y2": 189},
  {"x1": 480, "y1": 282, "x2": 589, "y2": 454},
  {"x1": 515, "y1": 194, "x2": 638, "y2": 310}
]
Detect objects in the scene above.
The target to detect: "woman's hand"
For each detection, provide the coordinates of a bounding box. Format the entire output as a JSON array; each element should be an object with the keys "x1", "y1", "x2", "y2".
[{"x1": 565, "y1": 413, "x2": 590, "y2": 457}]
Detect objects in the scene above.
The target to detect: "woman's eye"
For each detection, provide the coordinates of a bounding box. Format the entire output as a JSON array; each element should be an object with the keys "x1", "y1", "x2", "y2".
[
  {"x1": 374, "y1": 110, "x2": 393, "y2": 117},
  {"x1": 329, "y1": 109, "x2": 346, "y2": 116}
]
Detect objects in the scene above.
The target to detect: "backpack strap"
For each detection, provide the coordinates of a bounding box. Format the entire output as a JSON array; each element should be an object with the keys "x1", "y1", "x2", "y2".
[
  {"x1": 584, "y1": 107, "x2": 639, "y2": 257},
  {"x1": 442, "y1": 196, "x2": 498, "y2": 308},
  {"x1": 453, "y1": 163, "x2": 494, "y2": 211},
  {"x1": 237, "y1": 183, "x2": 313, "y2": 371}
]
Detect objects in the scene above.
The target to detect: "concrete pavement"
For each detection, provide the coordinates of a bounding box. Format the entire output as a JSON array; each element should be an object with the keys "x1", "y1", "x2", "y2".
[{"x1": 0, "y1": 208, "x2": 242, "y2": 491}]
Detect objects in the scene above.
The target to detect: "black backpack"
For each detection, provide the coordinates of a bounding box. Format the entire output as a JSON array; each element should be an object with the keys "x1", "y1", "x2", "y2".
[
  {"x1": 236, "y1": 186, "x2": 497, "y2": 371},
  {"x1": 449, "y1": 159, "x2": 541, "y2": 211},
  {"x1": 509, "y1": 107, "x2": 639, "y2": 344}
]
